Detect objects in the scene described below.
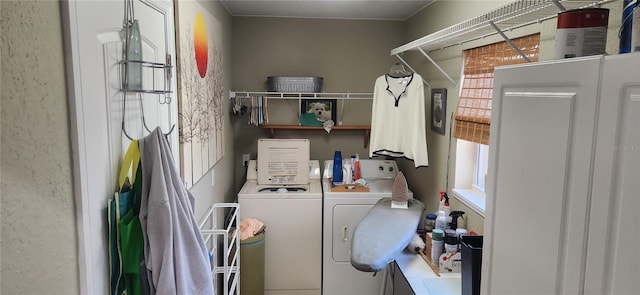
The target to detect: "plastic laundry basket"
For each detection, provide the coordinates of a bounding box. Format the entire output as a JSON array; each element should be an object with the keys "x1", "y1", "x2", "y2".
[{"x1": 240, "y1": 232, "x2": 265, "y2": 295}]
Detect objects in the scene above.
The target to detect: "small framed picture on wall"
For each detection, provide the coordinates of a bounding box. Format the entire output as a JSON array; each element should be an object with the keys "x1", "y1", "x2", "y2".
[{"x1": 431, "y1": 88, "x2": 447, "y2": 135}]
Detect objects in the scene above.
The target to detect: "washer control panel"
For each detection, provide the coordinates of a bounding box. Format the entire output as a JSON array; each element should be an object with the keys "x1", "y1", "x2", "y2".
[{"x1": 323, "y1": 159, "x2": 399, "y2": 180}]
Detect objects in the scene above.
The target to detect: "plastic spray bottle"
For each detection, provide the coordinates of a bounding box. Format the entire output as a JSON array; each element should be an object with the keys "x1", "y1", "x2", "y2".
[
  {"x1": 438, "y1": 191, "x2": 446, "y2": 212},
  {"x1": 442, "y1": 192, "x2": 451, "y2": 225},
  {"x1": 449, "y1": 211, "x2": 466, "y2": 230},
  {"x1": 435, "y1": 211, "x2": 447, "y2": 230}
]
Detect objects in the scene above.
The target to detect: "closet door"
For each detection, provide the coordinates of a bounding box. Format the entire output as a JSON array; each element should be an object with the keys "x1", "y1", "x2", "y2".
[
  {"x1": 482, "y1": 56, "x2": 602, "y2": 295},
  {"x1": 584, "y1": 53, "x2": 640, "y2": 294},
  {"x1": 62, "y1": 1, "x2": 178, "y2": 293}
]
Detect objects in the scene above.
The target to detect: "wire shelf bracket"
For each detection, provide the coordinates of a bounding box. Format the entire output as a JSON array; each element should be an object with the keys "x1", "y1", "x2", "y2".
[{"x1": 390, "y1": 0, "x2": 616, "y2": 88}]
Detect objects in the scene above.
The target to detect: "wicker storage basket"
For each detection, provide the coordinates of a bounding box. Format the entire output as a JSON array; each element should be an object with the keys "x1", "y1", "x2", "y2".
[{"x1": 267, "y1": 76, "x2": 323, "y2": 93}]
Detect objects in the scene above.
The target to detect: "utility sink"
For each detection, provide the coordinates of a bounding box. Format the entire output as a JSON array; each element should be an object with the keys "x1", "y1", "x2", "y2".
[{"x1": 423, "y1": 278, "x2": 461, "y2": 295}]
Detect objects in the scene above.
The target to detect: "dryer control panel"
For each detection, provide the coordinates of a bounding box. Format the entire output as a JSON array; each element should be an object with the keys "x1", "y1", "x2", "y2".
[{"x1": 359, "y1": 160, "x2": 397, "y2": 179}]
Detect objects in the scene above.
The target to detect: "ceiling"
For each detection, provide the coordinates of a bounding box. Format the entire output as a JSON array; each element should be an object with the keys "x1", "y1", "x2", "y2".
[{"x1": 220, "y1": 0, "x2": 436, "y2": 21}]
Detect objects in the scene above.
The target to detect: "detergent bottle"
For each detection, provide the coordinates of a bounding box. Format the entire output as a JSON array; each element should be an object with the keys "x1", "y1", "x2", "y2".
[
  {"x1": 353, "y1": 153, "x2": 361, "y2": 180},
  {"x1": 342, "y1": 161, "x2": 353, "y2": 184},
  {"x1": 332, "y1": 151, "x2": 343, "y2": 184},
  {"x1": 350, "y1": 155, "x2": 357, "y2": 180}
]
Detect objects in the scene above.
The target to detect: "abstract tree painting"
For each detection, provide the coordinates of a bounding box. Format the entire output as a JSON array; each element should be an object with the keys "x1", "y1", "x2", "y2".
[{"x1": 176, "y1": 2, "x2": 225, "y2": 188}]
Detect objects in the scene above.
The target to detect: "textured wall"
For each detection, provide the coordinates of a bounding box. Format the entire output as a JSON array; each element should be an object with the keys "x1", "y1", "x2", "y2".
[
  {"x1": 1, "y1": 0, "x2": 235, "y2": 293},
  {"x1": 231, "y1": 17, "x2": 404, "y2": 191},
  {"x1": 1, "y1": 1, "x2": 79, "y2": 294}
]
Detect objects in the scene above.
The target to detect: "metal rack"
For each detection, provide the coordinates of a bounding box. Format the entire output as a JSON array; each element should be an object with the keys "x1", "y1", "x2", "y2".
[
  {"x1": 229, "y1": 91, "x2": 372, "y2": 101},
  {"x1": 230, "y1": 91, "x2": 373, "y2": 147},
  {"x1": 390, "y1": 0, "x2": 617, "y2": 86},
  {"x1": 199, "y1": 203, "x2": 240, "y2": 295},
  {"x1": 119, "y1": 0, "x2": 175, "y2": 141},
  {"x1": 119, "y1": 54, "x2": 176, "y2": 140},
  {"x1": 121, "y1": 56, "x2": 173, "y2": 97}
]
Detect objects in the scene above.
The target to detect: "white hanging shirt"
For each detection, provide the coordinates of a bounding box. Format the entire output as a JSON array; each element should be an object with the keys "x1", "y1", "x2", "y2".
[{"x1": 369, "y1": 73, "x2": 429, "y2": 167}]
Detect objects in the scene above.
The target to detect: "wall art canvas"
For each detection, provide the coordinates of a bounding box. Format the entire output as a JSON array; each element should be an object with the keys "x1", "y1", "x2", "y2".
[{"x1": 176, "y1": 2, "x2": 225, "y2": 188}]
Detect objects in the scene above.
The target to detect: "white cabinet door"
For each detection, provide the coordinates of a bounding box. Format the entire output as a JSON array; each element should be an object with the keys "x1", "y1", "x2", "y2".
[
  {"x1": 482, "y1": 56, "x2": 603, "y2": 295},
  {"x1": 584, "y1": 53, "x2": 640, "y2": 295}
]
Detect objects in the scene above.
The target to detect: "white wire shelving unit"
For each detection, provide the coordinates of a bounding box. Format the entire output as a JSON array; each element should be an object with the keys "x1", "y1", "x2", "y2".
[
  {"x1": 230, "y1": 91, "x2": 373, "y2": 147},
  {"x1": 199, "y1": 203, "x2": 240, "y2": 295},
  {"x1": 390, "y1": 0, "x2": 618, "y2": 86},
  {"x1": 229, "y1": 91, "x2": 372, "y2": 101}
]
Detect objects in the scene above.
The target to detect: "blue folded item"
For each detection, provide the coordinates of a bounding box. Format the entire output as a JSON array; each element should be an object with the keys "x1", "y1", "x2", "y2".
[
  {"x1": 299, "y1": 113, "x2": 323, "y2": 126},
  {"x1": 350, "y1": 197, "x2": 425, "y2": 272}
]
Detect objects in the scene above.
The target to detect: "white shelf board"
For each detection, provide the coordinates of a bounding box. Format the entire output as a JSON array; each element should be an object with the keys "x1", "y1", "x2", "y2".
[{"x1": 391, "y1": 0, "x2": 616, "y2": 56}]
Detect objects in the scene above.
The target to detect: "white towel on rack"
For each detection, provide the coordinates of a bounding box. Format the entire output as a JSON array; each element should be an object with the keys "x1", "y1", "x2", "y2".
[{"x1": 139, "y1": 127, "x2": 213, "y2": 295}]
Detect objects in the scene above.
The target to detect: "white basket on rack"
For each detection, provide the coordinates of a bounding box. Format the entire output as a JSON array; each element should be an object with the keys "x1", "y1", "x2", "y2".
[{"x1": 267, "y1": 76, "x2": 323, "y2": 93}]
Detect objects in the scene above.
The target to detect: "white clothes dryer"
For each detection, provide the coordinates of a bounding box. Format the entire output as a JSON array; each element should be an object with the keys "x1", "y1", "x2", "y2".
[
  {"x1": 238, "y1": 159, "x2": 322, "y2": 295},
  {"x1": 322, "y1": 159, "x2": 412, "y2": 295}
]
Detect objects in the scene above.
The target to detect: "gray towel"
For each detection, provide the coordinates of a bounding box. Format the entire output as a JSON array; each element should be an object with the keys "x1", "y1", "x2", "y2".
[{"x1": 139, "y1": 128, "x2": 213, "y2": 295}]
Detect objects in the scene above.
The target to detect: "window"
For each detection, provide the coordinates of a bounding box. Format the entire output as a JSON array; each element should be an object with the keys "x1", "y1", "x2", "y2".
[
  {"x1": 474, "y1": 143, "x2": 489, "y2": 192},
  {"x1": 453, "y1": 140, "x2": 488, "y2": 216},
  {"x1": 452, "y1": 34, "x2": 540, "y2": 216}
]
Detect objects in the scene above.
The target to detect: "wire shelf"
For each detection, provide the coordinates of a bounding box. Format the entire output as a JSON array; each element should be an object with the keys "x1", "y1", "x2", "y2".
[
  {"x1": 391, "y1": 0, "x2": 617, "y2": 55},
  {"x1": 230, "y1": 91, "x2": 372, "y2": 100}
]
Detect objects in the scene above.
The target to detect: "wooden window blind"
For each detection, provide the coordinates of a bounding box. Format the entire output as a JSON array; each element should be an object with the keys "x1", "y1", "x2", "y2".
[{"x1": 453, "y1": 34, "x2": 540, "y2": 145}]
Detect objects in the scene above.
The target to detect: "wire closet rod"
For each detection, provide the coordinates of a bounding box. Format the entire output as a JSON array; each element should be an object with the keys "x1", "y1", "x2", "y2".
[{"x1": 229, "y1": 91, "x2": 373, "y2": 100}]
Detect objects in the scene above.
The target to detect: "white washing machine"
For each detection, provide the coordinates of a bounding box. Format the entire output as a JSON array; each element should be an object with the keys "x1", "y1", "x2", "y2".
[
  {"x1": 238, "y1": 139, "x2": 322, "y2": 295},
  {"x1": 322, "y1": 159, "x2": 413, "y2": 295}
]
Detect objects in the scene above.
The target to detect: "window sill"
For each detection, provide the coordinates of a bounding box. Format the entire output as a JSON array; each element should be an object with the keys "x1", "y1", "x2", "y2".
[{"x1": 451, "y1": 188, "x2": 485, "y2": 217}]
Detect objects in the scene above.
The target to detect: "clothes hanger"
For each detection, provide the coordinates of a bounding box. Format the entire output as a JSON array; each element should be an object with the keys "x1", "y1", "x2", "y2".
[{"x1": 388, "y1": 63, "x2": 412, "y2": 78}]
